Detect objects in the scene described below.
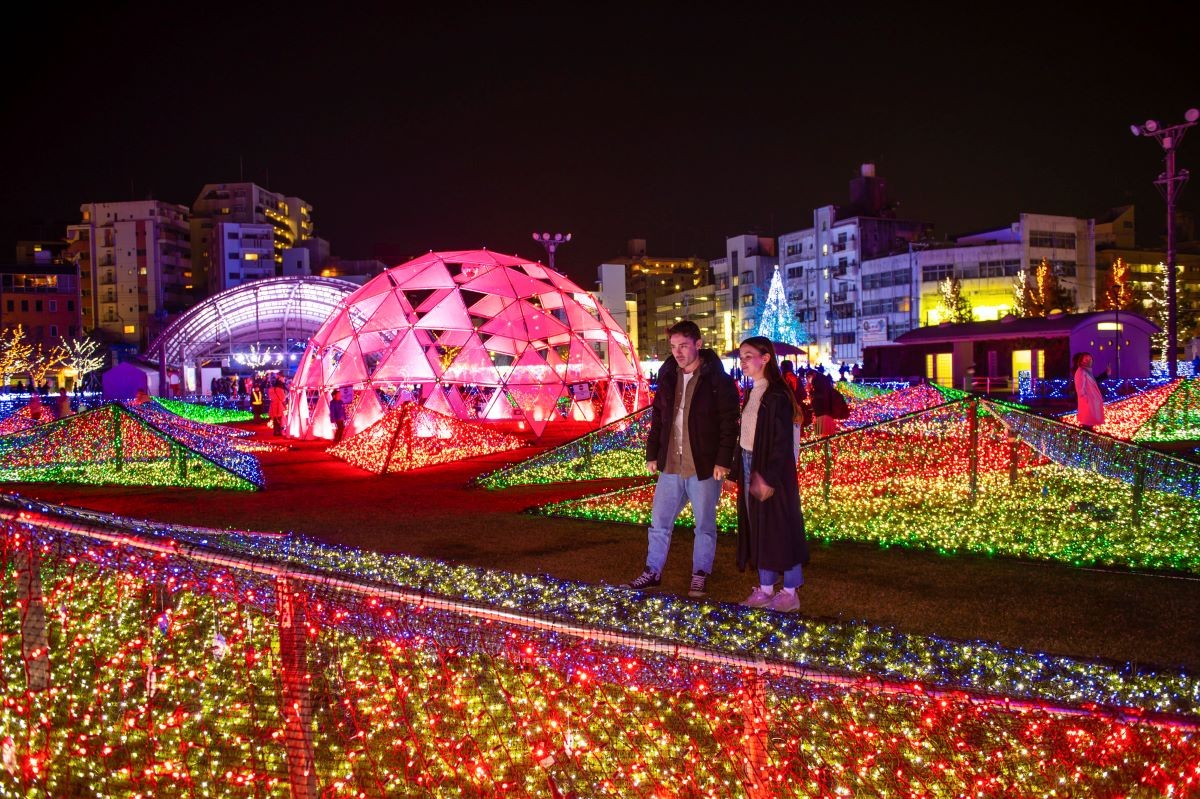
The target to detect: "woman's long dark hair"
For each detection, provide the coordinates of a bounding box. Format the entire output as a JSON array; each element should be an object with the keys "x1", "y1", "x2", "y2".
[{"x1": 739, "y1": 336, "x2": 801, "y2": 422}]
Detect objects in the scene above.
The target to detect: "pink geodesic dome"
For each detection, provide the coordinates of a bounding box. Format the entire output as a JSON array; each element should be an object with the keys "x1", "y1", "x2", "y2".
[{"x1": 287, "y1": 250, "x2": 647, "y2": 438}]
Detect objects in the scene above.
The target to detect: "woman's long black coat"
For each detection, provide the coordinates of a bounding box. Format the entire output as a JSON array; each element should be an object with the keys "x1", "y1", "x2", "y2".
[{"x1": 735, "y1": 384, "x2": 809, "y2": 574}]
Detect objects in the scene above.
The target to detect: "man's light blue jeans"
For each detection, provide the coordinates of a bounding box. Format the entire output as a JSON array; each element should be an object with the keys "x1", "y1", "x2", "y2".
[{"x1": 646, "y1": 471, "x2": 722, "y2": 575}]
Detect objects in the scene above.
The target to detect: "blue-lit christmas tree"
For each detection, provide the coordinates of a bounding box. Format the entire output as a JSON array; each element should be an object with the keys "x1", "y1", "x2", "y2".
[{"x1": 755, "y1": 265, "x2": 809, "y2": 346}]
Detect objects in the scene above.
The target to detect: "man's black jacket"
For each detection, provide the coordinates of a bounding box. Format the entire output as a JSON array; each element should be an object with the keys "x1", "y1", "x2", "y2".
[{"x1": 645, "y1": 348, "x2": 740, "y2": 478}]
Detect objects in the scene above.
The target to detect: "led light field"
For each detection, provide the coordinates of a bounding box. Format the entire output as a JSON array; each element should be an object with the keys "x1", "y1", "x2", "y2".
[{"x1": 2, "y1": 516, "x2": 1197, "y2": 797}]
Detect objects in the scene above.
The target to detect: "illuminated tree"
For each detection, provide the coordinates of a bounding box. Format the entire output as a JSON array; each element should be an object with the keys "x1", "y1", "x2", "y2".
[
  {"x1": 1010, "y1": 273, "x2": 1029, "y2": 317},
  {"x1": 0, "y1": 325, "x2": 33, "y2": 387},
  {"x1": 62, "y1": 336, "x2": 107, "y2": 391},
  {"x1": 1145, "y1": 262, "x2": 1169, "y2": 359},
  {"x1": 1100, "y1": 257, "x2": 1137, "y2": 311},
  {"x1": 756, "y1": 266, "x2": 809, "y2": 346},
  {"x1": 937, "y1": 276, "x2": 973, "y2": 324},
  {"x1": 25, "y1": 342, "x2": 67, "y2": 390},
  {"x1": 1014, "y1": 259, "x2": 1075, "y2": 317}
]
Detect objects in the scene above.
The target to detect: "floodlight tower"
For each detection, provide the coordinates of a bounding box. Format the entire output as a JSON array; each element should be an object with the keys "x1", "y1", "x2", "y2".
[
  {"x1": 1131, "y1": 107, "x2": 1199, "y2": 377},
  {"x1": 532, "y1": 232, "x2": 572, "y2": 272}
]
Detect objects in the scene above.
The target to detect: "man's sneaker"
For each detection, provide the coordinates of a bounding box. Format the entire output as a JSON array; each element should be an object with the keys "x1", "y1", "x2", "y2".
[
  {"x1": 622, "y1": 569, "x2": 661, "y2": 590},
  {"x1": 741, "y1": 587, "x2": 775, "y2": 608},
  {"x1": 767, "y1": 589, "x2": 800, "y2": 613},
  {"x1": 687, "y1": 571, "x2": 708, "y2": 598}
]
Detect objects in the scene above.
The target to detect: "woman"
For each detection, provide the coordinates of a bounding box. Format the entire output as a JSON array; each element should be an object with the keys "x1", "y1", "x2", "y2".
[
  {"x1": 735, "y1": 336, "x2": 809, "y2": 613},
  {"x1": 1072, "y1": 351, "x2": 1104, "y2": 431},
  {"x1": 268, "y1": 378, "x2": 287, "y2": 437},
  {"x1": 780, "y1": 359, "x2": 810, "y2": 444},
  {"x1": 807, "y1": 367, "x2": 838, "y2": 437}
]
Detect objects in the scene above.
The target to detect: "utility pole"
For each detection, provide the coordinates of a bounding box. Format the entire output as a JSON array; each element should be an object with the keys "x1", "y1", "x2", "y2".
[{"x1": 1131, "y1": 108, "x2": 1198, "y2": 377}]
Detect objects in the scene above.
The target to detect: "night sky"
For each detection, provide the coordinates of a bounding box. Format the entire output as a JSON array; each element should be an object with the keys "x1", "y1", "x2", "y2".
[{"x1": 4, "y1": 5, "x2": 1196, "y2": 289}]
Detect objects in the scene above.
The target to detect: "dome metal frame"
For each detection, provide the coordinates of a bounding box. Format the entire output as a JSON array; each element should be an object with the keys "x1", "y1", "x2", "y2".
[{"x1": 147, "y1": 276, "x2": 359, "y2": 370}]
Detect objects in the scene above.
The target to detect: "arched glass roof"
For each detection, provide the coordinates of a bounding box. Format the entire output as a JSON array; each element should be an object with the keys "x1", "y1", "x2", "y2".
[{"x1": 147, "y1": 276, "x2": 358, "y2": 367}]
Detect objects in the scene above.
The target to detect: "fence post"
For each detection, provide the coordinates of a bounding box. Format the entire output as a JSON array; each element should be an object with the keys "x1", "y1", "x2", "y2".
[
  {"x1": 276, "y1": 576, "x2": 318, "y2": 799},
  {"x1": 740, "y1": 672, "x2": 772, "y2": 799},
  {"x1": 1007, "y1": 430, "x2": 1019, "y2": 487},
  {"x1": 173, "y1": 443, "x2": 188, "y2": 480},
  {"x1": 112, "y1": 405, "x2": 124, "y2": 472},
  {"x1": 822, "y1": 438, "x2": 832, "y2": 506},
  {"x1": 1132, "y1": 456, "x2": 1147, "y2": 528},
  {"x1": 968, "y1": 399, "x2": 979, "y2": 503},
  {"x1": 15, "y1": 542, "x2": 50, "y2": 692}
]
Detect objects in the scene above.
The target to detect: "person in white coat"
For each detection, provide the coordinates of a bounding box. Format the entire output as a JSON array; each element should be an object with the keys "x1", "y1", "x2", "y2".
[{"x1": 1072, "y1": 352, "x2": 1104, "y2": 431}]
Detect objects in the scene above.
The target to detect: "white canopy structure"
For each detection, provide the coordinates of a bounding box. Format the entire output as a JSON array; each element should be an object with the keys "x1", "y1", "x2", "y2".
[
  {"x1": 287, "y1": 250, "x2": 646, "y2": 438},
  {"x1": 147, "y1": 276, "x2": 359, "y2": 379}
]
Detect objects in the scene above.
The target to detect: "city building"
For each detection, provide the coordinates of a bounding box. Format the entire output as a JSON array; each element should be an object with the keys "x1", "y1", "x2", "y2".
[
  {"x1": 814, "y1": 210, "x2": 1100, "y2": 365},
  {"x1": 595, "y1": 263, "x2": 638, "y2": 353},
  {"x1": 595, "y1": 239, "x2": 709, "y2": 359},
  {"x1": 65, "y1": 201, "x2": 191, "y2": 348},
  {"x1": 313, "y1": 257, "x2": 389, "y2": 285},
  {"x1": 949, "y1": 212, "x2": 1098, "y2": 318},
  {"x1": 206, "y1": 223, "x2": 275, "y2": 292},
  {"x1": 0, "y1": 245, "x2": 82, "y2": 349},
  {"x1": 778, "y1": 164, "x2": 931, "y2": 365},
  {"x1": 15, "y1": 240, "x2": 68, "y2": 265},
  {"x1": 189, "y1": 182, "x2": 314, "y2": 300},
  {"x1": 709, "y1": 234, "x2": 777, "y2": 354}
]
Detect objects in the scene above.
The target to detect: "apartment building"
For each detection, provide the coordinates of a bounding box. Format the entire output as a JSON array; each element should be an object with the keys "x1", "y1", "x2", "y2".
[
  {"x1": 190, "y1": 182, "x2": 313, "y2": 300},
  {"x1": 595, "y1": 239, "x2": 709, "y2": 359},
  {"x1": 208, "y1": 223, "x2": 276, "y2": 293},
  {"x1": 65, "y1": 201, "x2": 191, "y2": 347},
  {"x1": 709, "y1": 234, "x2": 777, "y2": 354},
  {"x1": 778, "y1": 164, "x2": 930, "y2": 364},
  {"x1": 0, "y1": 245, "x2": 82, "y2": 348}
]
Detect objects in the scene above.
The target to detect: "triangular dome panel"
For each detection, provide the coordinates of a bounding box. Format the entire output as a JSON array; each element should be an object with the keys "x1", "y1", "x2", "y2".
[
  {"x1": 415, "y1": 292, "x2": 473, "y2": 330},
  {"x1": 422, "y1": 386, "x2": 455, "y2": 416},
  {"x1": 345, "y1": 387, "x2": 385, "y2": 438},
  {"x1": 360, "y1": 292, "x2": 413, "y2": 333},
  {"x1": 309, "y1": 390, "x2": 333, "y2": 440},
  {"x1": 328, "y1": 339, "x2": 370, "y2": 386},
  {"x1": 519, "y1": 301, "x2": 572, "y2": 341},
  {"x1": 399, "y1": 261, "x2": 456, "y2": 289},
  {"x1": 372, "y1": 332, "x2": 438, "y2": 381},
  {"x1": 441, "y1": 335, "x2": 503, "y2": 384},
  {"x1": 600, "y1": 381, "x2": 630, "y2": 425}
]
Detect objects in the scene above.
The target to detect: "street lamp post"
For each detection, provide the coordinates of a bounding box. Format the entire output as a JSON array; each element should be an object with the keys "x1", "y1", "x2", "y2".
[
  {"x1": 532, "y1": 232, "x2": 572, "y2": 272},
  {"x1": 1131, "y1": 108, "x2": 1199, "y2": 378}
]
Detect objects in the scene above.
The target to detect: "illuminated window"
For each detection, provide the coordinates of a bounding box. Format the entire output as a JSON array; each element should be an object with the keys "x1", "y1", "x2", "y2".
[
  {"x1": 926, "y1": 352, "x2": 953, "y2": 387},
  {"x1": 244, "y1": 253, "x2": 259, "y2": 261},
  {"x1": 123, "y1": 324, "x2": 136, "y2": 334}
]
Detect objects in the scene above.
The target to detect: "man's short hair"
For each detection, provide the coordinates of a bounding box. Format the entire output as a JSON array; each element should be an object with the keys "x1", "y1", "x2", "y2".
[{"x1": 667, "y1": 320, "x2": 702, "y2": 342}]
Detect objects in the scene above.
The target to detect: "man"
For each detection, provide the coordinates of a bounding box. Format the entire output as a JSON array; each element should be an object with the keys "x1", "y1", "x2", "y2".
[
  {"x1": 328, "y1": 390, "x2": 347, "y2": 443},
  {"x1": 623, "y1": 320, "x2": 739, "y2": 597}
]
